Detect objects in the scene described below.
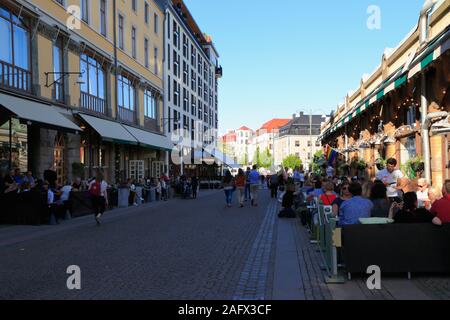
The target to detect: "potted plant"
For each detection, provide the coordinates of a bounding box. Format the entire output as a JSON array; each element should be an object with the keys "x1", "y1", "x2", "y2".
[
  {"x1": 375, "y1": 157, "x2": 386, "y2": 170},
  {"x1": 357, "y1": 160, "x2": 368, "y2": 171},
  {"x1": 402, "y1": 156, "x2": 424, "y2": 179}
]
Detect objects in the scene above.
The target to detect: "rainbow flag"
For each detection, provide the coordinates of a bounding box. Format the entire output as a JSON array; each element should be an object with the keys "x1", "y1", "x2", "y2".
[{"x1": 325, "y1": 145, "x2": 338, "y2": 165}]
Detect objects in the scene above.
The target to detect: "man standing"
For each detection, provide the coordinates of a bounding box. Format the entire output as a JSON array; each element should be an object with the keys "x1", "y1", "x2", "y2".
[
  {"x1": 249, "y1": 165, "x2": 260, "y2": 207},
  {"x1": 244, "y1": 167, "x2": 251, "y2": 201},
  {"x1": 89, "y1": 174, "x2": 108, "y2": 226},
  {"x1": 44, "y1": 164, "x2": 57, "y2": 190},
  {"x1": 375, "y1": 158, "x2": 403, "y2": 202}
]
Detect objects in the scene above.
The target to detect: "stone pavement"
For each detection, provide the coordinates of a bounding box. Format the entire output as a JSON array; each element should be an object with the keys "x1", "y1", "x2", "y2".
[
  {"x1": 1, "y1": 188, "x2": 449, "y2": 300},
  {"x1": 272, "y1": 210, "x2": 450, "y2": 300}
]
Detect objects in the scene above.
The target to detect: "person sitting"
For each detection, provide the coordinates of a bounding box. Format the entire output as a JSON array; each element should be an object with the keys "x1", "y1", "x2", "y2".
[
  {"x1": 416, "y1": 178, "x2": 430, "y2": 208},
  {"x1": 279, "y1": 183, "x2": 296, "y2": 218},
  {"x1": 338, "y1": 182, "x2": 373, "y2": 225},
  {"x1": 332, "y1": 182, "x2": 352, "y2": 217},
  {"x1": 319, "y1": 182, "x2": 337, "y2": 205},
  {"x1": 430, "y1": 180, "x2": 450, "y2": 225},
  {"x1": 71, "y1": 177, "x2": 82, "y2": 191},
  {"x1": 306, "y1": 179, "x2": 324, "y2": 202},
  {"x1": 389, "y1": 192, "x2": 434, "y2": 223},
  {"x1": 370, "y1": 182, "x2": 390, "y2": 218}
]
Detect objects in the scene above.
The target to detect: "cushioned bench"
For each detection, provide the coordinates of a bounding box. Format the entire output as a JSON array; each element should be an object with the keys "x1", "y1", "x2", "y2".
[{"x1": 342, "y1": 223, "x2": 450, "y2": 275}]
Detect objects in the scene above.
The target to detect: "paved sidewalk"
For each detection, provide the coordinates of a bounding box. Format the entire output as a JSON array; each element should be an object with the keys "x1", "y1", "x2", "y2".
[{"x1": 272, "y1": 212, "x2": 450, "y2": 300}]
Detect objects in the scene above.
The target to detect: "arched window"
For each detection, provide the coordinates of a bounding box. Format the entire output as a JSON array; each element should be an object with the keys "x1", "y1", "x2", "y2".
[{"x1": 0, "y1": 6, "x2": 31, "y2": 91}]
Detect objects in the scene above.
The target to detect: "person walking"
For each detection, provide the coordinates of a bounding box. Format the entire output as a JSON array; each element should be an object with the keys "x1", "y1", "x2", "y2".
[
  {"x1": 249, "y1": 165, "x2": 260, "y2": 207},
  {"x1": 191, "y1": 176, "x2": 199, "y2": 199},
  {"x1": 244, "y1": 167, "x2": 251, "y2": 201},
  {"x1": 235, "y1": 169, "x2": 246, "y2": 207},
  {"x1": 222, "y1": 170, "x2": 235, "y2": 208},
  {"x1": 89, "y1": 174, "x2": 108, "y2": 226},
  {"x1": 269, "y1": 173, "x2": 279, "y2": 199}
]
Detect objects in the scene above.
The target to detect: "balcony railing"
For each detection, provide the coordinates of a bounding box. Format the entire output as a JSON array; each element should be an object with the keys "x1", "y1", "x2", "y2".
[
  {"x1": 0, "y1": 60, "x2": 31, "y2": 92},
  {"x1": 118, "y1": 106, "x2": 136, "y2": 124},
  {"x1": 80, "y1": 91, "x2": 106, "y2": 114}
]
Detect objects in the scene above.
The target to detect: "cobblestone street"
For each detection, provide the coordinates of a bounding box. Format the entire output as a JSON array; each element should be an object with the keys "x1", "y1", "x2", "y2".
[{"x1": 0, "y1": 190, "x2": 275, "y2": 300}]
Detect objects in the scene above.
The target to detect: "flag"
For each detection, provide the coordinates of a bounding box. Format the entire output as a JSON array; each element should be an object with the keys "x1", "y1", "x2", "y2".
[{"x1": 325, "y1": 145, "x2": 338, "y2": 165}]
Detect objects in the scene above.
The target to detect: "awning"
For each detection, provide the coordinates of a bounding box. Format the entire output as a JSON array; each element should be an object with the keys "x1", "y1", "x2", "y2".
[
  {"x1": 0, "y1": 92, "x2": 82, "y2": 133},
  {"x1": 77, "y1": 113, "x2": 138, "y2": 145},
  {"x1": 122, "y1": 124, "x2": 174, "y2": 151},
  {"x1": 321, "y1": 26, "x2": 450, "y2": 141}
]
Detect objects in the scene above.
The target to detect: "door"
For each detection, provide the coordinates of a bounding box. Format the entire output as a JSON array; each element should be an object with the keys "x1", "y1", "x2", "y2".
[
  {"x1": 54, "y1": 133, "x2": 65, "y2": 185},
  {"x1": 129, "y1": 160, "x2": 144, "y2": 182},
  {"x1": 152, "y1": 161, "x2": 164, "y2": 179}
]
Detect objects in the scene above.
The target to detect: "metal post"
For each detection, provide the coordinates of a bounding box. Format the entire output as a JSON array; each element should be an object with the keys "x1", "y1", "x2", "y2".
[
  {"x1": 9, "y1": 118, "x2": 12, "y2": 169},
  {"x1": 421, "y1": 73, "x2": 431, "y2": 182},
  {"x1": 310, "y1": 110, "x2": 313, "y2": 170}
]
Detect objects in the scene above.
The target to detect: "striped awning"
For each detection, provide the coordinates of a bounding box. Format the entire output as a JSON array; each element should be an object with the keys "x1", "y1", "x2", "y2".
[{"x1": 320, "y1": 26, "x2": 450, "y2": 141}]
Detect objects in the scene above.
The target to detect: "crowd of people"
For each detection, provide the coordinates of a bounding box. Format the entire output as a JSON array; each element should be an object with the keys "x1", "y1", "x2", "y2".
[
  {"x1": 276, "y1": 158, "x2": 450, "y2": 226},
  {"x1": 221, "y1": 165, "x2": 261, "y2": 208}
]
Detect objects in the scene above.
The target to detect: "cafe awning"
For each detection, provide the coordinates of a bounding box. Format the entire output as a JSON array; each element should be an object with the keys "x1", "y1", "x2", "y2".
[
  {"x1": 122, "y1": 124, "x2": 174, "y2": 151},
  {"x1": 77, "y1": 113, "x2": 138, "y2": 145},
  {"x1": 0, "y1": 92, "x2": 82, "y2": 133}
]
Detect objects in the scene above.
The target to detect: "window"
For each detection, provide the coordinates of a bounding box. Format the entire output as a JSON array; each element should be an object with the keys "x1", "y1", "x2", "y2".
[
  {"x1": 0, "y1": 6, "x2": 31, "y2": 91},
  {"x1": 144, "y1": 2, "x2": 149, "y2": 24},
  {"x1": 316, "y1": 141, "x2": 321, "y2": 147},
  {"x1": 191, "y1": 45, "x2": 196, "y2": 66},
  {"x1": 182, "y1": 34, "x2": 188, "y2": 58},
  {"x1": 132, "y1": 0, "x2": 137, "y2": 12},
  {"x1": 54, "y1": 0, "x2": 64, "y2": 5},
  {"x1": 144, "y1": 38, "x2": 149, "y2": 68},
  {"x1": 295, "y1": 141, "x2": 300, "y2": 147},
  {"x1": 80, "y1": 53, "x2": 106, "y2": 113},
  {"x1": 154, "y1": 47, "x2": 158, "y2": 75},
  {"x1": 173, "y1": 50, "x2": 179, "y2": 77},
  {"x1": 406, "y1": 105, "x2": 416, "y2": 126},
  {"x1": 100, "y1": 0, "x2": 107, "y2": 36},
  {"x1": 183, "y1": 61, "x2": 188, "y2": 84},
  {"x1": 118, "y1": 15, "x2": 124, "y2": 50},
  {"x1": 117, "y1": 75, "x2": 135, "y2": 111},
  {"x1": 81, "y1": 0, "x2": 89, "y2": 23},
  {"x1": 191, "y1": 94, "x2": 196, "y2": 116},
  {"x1": 198, "y1": 100, "x2": 202, "y2": 119},
  {"x1": 131, "y1": 26, "x2": 136, "y2": 59},
  {"x1": 167, "y1": 44, "x2": 170, "y2": 71},
  {"x1": 53, "y1": 42, "x2": 64, "y2": 102},
  {"x1": 191, "y1": 69, "x2": 196, "y2": 91},
  {"x1": 308, "y1": 153, "x2": 311, "y2": 160},
  {"x1": 173, "y1": 21, "x2": 179, "y2": 48},
  {"x1": 154, "y1": 13, "x2": 158, "y2": 34},
  {"x1": 144, "y1": 89, "x2": 156, "y2": 119},
  {"x1": 307, "y1": 141, "x2": 312, "y2": 147},
  {"x1": 168, "y1": 75, "x2": 171, "y2": 102},
  {"x1": 183, "y1": 88, "x2": 188, "y2": 112},
  {"x1": 173, "y1": 80, "x2": 179, "y2": 106}
]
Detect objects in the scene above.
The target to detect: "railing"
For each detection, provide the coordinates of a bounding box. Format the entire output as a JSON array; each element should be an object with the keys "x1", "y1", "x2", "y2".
[
  {"x1": 0, "y1": 60, "x2": 31, "y2": 92},
  {"x1": 80, "y1": 91, "x2": 106, "y2": 114},
  {"x1": 118, "y1": 106, "x2": 136, "y2": 124}
]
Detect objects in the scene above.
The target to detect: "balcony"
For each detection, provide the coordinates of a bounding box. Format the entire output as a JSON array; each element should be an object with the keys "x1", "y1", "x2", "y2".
[
  {"x1": 80, "y1": 91, "x2": 106, "y2": 114},
  {"x1": 118, "y1": 106, "x2": 136, "y2": 124},
  {"x1": 0, "y1": 60, "x2": 31, "y2": 92},
  {"x1": 215, "y1": 66, "x2": 223, "y2": 78}
]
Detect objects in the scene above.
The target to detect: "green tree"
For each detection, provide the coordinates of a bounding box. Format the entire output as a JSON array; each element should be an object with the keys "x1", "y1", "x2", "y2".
[
  {"x1": 254, "y1": 147, "x2": 272, "y2": 168},
  {"x1": 311, "y1": 150, "x2": 325, "y2": 175},
  {"x1": 282, "y1": 155, "x2": 302, "y2": 170}
]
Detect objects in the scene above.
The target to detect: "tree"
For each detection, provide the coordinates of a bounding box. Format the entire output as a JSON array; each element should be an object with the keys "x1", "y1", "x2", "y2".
[
  {"x1": 312, "y1": 150, "x2": 325, "y2": 175},
  {"x1": 254, "y1": 147, "x2": 272, "y2": 169},
  {"x1": 282, "y1": 155, "x2": 302, "y2": 170}
]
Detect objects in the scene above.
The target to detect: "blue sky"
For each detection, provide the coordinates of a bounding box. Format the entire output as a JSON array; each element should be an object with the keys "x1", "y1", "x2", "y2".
[{"x1": 184, "y1": 0, "x2": 425, "y2": 134}]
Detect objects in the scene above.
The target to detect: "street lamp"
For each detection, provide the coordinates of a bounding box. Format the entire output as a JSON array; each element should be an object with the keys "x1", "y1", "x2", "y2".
[{"x1": 44, "y1": 70, "x2": 86, "y2": 88}]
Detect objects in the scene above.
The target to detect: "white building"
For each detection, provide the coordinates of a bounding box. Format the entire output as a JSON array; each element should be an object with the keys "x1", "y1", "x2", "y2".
[{"x1": 161, "y1": 0, "x2": 222, "y2": 174}]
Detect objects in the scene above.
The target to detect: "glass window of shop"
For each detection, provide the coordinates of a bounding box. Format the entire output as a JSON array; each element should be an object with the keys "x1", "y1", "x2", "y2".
[{"x1": 0, "y1": 118, "x2": 28, "y2": 173}]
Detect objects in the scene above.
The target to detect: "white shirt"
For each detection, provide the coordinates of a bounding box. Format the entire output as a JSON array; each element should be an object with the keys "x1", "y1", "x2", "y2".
[
  {"x1": 60, "y1": 185, "x2": 72, "y2": 201},
  {"x1": 326, "y1": 166, "x2": 334, "y2": 177},
  {"x1": 47, "y1": 189, "x2": 54, "y2": 205},
  {"x1": 376, "y1": 169, "x2": 404, "y2": 198},
  {"x1": 417, "y1": 189, "x2": 429, "y2": 201}
]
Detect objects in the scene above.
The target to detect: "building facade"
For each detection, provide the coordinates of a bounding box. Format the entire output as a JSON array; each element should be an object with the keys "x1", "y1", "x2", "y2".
[
  {"x1": 319, "y1": 0, "x2": 450, "y2": 188},
  {"x1": 160, "y1": 0, "x2": 222, "y2": 176},
  {"x1": 274, "y1": 113, "x2": 325, "y2": 169}
]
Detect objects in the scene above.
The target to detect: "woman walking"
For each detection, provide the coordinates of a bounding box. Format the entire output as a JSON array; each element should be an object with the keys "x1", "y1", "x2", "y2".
[
  {"x1": 235, "y1": 169, "x2": 246, "y2": 208},
  {"x1": 222, "y1": 170, "x2": 235, "y2": 208}
]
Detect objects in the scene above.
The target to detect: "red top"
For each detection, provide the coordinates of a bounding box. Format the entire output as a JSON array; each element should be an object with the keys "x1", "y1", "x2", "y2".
[
  {"x1": 235, "y1": 175, "x2": 246, "y2": 187},
  {"x1": 430, "y1": 195, "x2": 450, "y2": 223},
  {"x1": 320, "y1": 194, "x2": 337, "y2": 205}
]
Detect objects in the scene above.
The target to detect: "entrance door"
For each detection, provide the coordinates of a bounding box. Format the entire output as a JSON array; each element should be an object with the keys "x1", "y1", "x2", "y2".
[
  {"x1": 152, "y1": 161, "x2": 164, "y2": 178},
  {"x1": 54, "y1": 133, "x2": 65, "y2": 185},
  {"x1": 129, "y1": 160, "x2": 144, "y2": 182}
]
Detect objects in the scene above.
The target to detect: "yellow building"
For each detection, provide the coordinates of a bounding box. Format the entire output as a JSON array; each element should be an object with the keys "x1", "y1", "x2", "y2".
[{"x1": 0, "y1": 0, "x2": 171, "y2": 184}]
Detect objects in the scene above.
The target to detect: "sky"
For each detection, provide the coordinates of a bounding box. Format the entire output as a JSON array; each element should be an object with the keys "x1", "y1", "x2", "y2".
[{"x1": 183, "y1": 0, "x2": 425, "y2": 135}]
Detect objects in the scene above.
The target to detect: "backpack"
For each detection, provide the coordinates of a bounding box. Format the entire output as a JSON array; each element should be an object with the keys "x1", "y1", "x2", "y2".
[{"x1": 90, "y1": 182, "x2": 101, "y2": 197}]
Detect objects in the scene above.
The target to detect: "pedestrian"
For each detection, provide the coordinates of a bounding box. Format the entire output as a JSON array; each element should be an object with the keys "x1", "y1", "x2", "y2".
[
  {"x1": 43, "y1": 164, "x2": 57, "y2": 190},
  {"x1": 89, "y1": 174, "x2": 108, "y2": 226},
  {"x1": 235, "y1": 168, "x2": 246, "y2": 207},
  {"x1": 222, "y1": 170, "x2": 235, "y2": 208},
  {"x1": 191, "y1": 176, "x2": 199, "y2": 199},
  {"x1": 269, "y1": 173, "x2": 278, "y2": 199},
  {"x1": 244, "y1": 167, "x2": 251, "y2": 201},
  {"x1": 249, "y1": 165, "x2": 260, "y2": 207}
]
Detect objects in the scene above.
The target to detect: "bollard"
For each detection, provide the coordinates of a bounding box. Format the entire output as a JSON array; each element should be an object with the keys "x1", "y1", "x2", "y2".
[{"x1": 325, "y1": 218, "x2": 345, "y2": 284}]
